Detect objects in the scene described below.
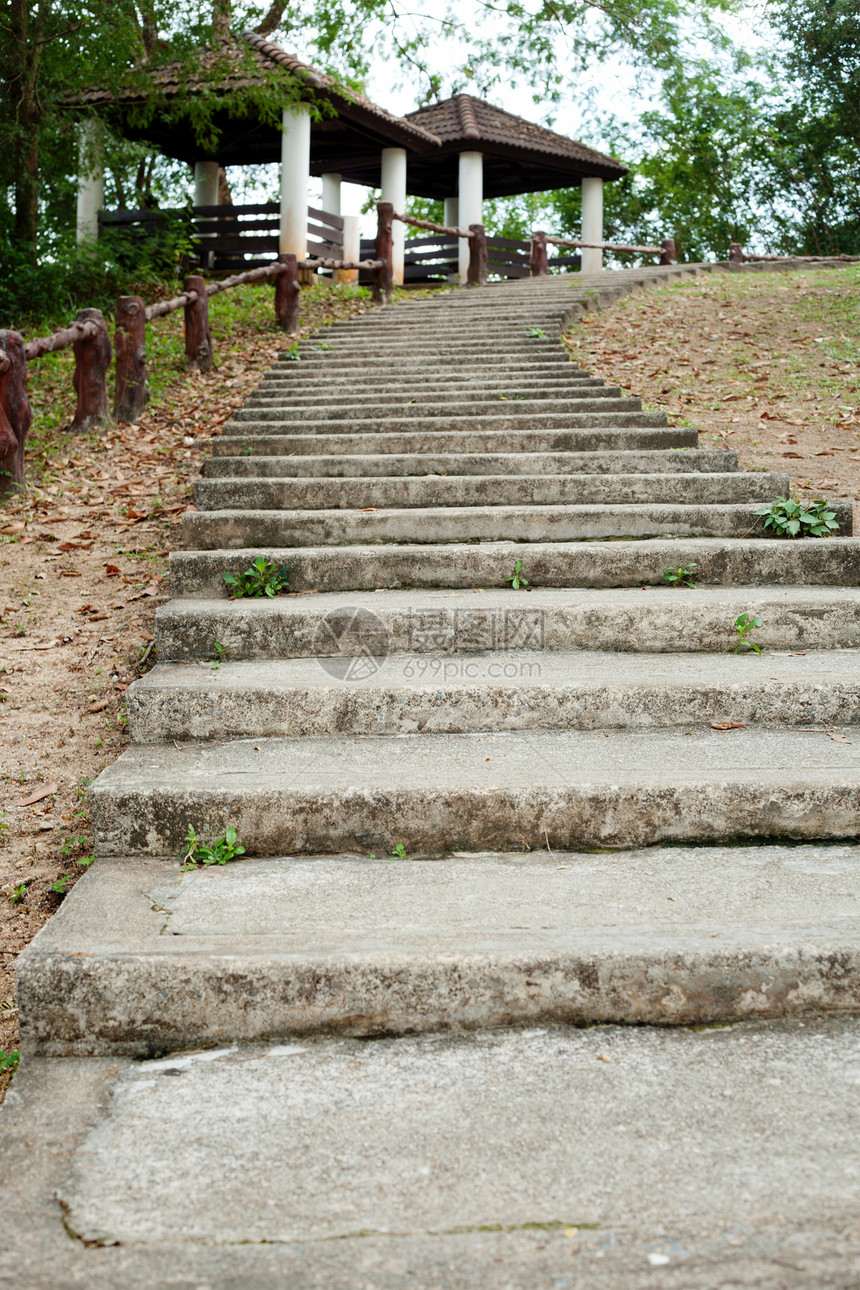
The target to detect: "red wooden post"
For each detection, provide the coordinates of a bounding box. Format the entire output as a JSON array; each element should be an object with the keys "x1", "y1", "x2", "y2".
[
  {"x1": 467, "y1": 224, "x2": 488, "y2": 287},
  {"x1": 275, "y1": 253, "x2": 300, "y2": 331},
  {"x1": 114, "y1": 296, "x2": 149, "y2": 422},
  {"x1": 530, "y1": 230, "x2": 549, "y2": 277},
  {"x1": 183, "y1": 274, "x2": 213, "y2": 372},
  {"x1": 373, "y1": 202, "x2": 394, "y2": 305},
  {"x1": 659, "y1": 237, "x2": 676, "y2": 266},
  {"x1": 70, "y1": 308, "x2": 111, "y2": 433},
  {"x1": 0, "y1": 331, "x2": 33, "y2": 496},
  {"x1": 729, "y1": 242, "x2": 744, "y2": 263}
]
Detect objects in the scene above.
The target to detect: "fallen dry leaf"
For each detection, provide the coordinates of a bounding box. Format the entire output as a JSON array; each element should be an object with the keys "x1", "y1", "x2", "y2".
[
  {"x1": 828, "y1": 731, "x2": 852, "y2": 744},
  {"x1": 85, "y1": 698, "x2": 110, "y2": 713},
  {"x1": 712, "y1": 722, "x2": 747, "y2": 730},
  {"x1": 17, "y1": 781, "x2": 60, "y2": 807}
]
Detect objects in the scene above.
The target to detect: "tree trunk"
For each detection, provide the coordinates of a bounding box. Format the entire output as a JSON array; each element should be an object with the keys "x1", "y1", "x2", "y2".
[{"x1": 9, "y1": 0, "x2": 46, "y2": 266}]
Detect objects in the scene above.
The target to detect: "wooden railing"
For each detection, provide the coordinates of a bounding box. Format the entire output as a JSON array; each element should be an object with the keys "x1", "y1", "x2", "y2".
[
  {"x1": 0, "y1": 245, "x2": 384, "y2": 496},
  {"x1": 729, "y1": 242, "x2": 860, "y2": 265}
]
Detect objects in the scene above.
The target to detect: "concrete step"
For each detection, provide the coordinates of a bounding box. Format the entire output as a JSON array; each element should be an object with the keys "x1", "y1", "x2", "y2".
[
  {"x1": 17, "y1": 848, "x2": 860, "y2": 1055},
  {"x1": 88, "y1": 725, "x2": 860, "y2": 857},
  {"x1": 192, "y1": 472, "x2": 787, "y2": 513},
  {"x1": 170, "y1": 539, "x2": 860, "y2": 597},
  {"x1": 254, "y1": 379, "x2": 606, "y2": 401},
  {"x1": 156, "y1": 587, "x2": 860, "y2": 658},
  {"x1": 274, "y1": 352, "x2": 576, "y2": 371},
  {"x1": 184, "y1": 501, "x2": 851, "y2": 550},
  {"x1": 227, "y1": 409, "x2": 665, "y2": 433},
  {"x1": 201, "y1": 448, "x2": 739, "y2": 478},
  {"x1": 243, "y1": 394, "x2": 630, "y2": 417},
  {"x1": 294, "y1": 343, "x2": 568, "y2": 359},
  {"x1": 260, "y1": 366, "x2": 594, "y2": 386},
  {"x1": 213, "y1": 426, "x2": 697, "y2": 456},
  {"x1": 127, "y1": 650, "x2": 860, "y2": 742}
]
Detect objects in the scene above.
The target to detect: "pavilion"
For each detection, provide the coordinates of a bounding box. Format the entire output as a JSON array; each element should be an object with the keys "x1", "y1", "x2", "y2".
[{"x1": 73, "y1": 31, "x2": 627, "y2": 280}]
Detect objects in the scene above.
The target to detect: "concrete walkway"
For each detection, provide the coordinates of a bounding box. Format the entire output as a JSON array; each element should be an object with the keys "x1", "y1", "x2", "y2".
[{"x1": 5, "y1": 268, "x2": 860, "y2": 1286}]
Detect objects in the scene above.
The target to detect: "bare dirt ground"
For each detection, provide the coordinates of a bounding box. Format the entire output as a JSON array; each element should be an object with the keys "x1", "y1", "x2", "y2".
[{"x1": 2, "y1": 264, "x2": 858, "y2": 1092}]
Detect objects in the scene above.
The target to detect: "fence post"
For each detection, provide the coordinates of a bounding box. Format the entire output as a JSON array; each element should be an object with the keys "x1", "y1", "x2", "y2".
[
  {"x1": 373, "y1": 201, "x2": 394, "y2": 305},
  {"x1": 275, "y1": 253, "x2": 300, "y2": 331},
  {"x1": 529, "y1": 230, "x2": 549, "y2": 277},
  {"x1": 467, "y1": 224, "x2": 488, "y2": 287},
  {"x1": 114, "y1": 296, "x2": 149, "y2": 422},
  {"x1": 183, "y1": 275, "x2": 213, "y2": 372},
  {"x1": 659, "y1": 237, "x2": 676, "y2": 266},
  {"x1": 70, "y1": 308, "x2": 111, "y2": 433},
  {"x1": 0, "y1": 331, "x2": 32, "y2": 496},
  {"x1": 729, "y1": 242, "x2": 744, "y2": 263}
]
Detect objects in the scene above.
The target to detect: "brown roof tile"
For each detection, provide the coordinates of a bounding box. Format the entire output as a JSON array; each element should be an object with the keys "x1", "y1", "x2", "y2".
[{"x1": 406, "y1": 94, "x2": 626, "y2": 175}]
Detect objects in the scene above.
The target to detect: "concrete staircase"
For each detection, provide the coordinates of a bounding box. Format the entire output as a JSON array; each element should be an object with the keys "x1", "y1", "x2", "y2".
[{"x1": 9, "y1": 271, "x2": 860, "y2": 1278}]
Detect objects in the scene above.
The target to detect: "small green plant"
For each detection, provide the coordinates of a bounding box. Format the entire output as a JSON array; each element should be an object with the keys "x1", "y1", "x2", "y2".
[
  {"x1": 728, "y1": 614, "x2": 763, "y2": 655},
  {"x1": 755, "y1": 497, "x2": 839, "y2": 538},
  {"x1": 222, "y1": 557, "x2": 290, "y2": 599},
  {"x1": 77, "y1": 855, "x2": 95, "y2": 869},
  {"x1": 181, "y1": 825, "x2": 246, "y2": 869},
  {"x1": 0, "y1": 1050, "x2": 19, "y2": 1077},
  {"x1": 663, "y1": 562, "x2": 699, "y2": 588},
  {"x1": 49, "y1": 873, "x2": 72, "y2": 896},
  {"x1": 61, "y1": 833, "x2": 88, "y2": 857},
  {"x1": 282, "y1": 343, "x2": 301, "y2": 361},
  {"x1": 211, "y1": 641, "x2": 226, "y2": 671},
  {"x1": 316, "y1": 340, "x2": 334, "y2": 350},
  {"x1": 9, "y1": 883, "x2": 27, "y2": 904},
  {"x1": 505, "y1": 559, "x2": 529, "y2": 590},
  {"x1": 526, "y1": 326, "x2": 547, "y2": 339},
  {"x1": 388, "y1": 843, "x2": 407, "y2": 860}
]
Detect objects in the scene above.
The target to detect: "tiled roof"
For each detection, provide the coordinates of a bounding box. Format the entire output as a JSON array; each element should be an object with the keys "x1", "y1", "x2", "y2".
[
  {"x1": 71, "y1": 32, "x2": 439, "y2": 150},
  {"x1": 406, "y1": 94, "x2": 626, "y2": 175}
]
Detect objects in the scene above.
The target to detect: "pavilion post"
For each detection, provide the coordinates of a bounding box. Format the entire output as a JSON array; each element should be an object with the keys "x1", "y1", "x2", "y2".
[
  {"x1": 580, "y1": 177, "x2": 604, "y2": 274},
  {"x1": 70, "y1": 308, "x2": 112, "y2": 433},
  {"x1": 321, "y1": 172, "x2": 342, "y2": 217},
  {"x1": 458, "y1": 152, "x2": 483, "y2": 283},
  {"x1": 373, "y1": 202, "x2": 394, "y2": 305},
  {"x1": 114, "y1": 296, "x2": 149, "y2": 422},
  {"x1": 660, "y1": 237, "x2": 676, "y2": 266},
  {"x1": 530, "y1": 230, "x2": 549, "y2": 277},
  {"x1": 275, "y1": 253, "x2": 300, "y2": 331},
  {"x1": 467, "y1": 224, "x2": 487, "y2": 287},
  {"x1": 340, "y1": 215, "x2": 360, "y2": 285},
  {"x1": 75, "y1": 119, "x2": 104, "y2": 246},
  {"x1": 443, "y1": 198, "x2": 459, "y2": 281},
  {"x1": 193, "y1": 162, "x2": 220, "y2": 269},
  {"x1": 0, "y1": 331, "x2": 32, "y2": 496},
  {"x1": 381, "y1": 148, "x2": 407, "y2": 285},
  {"x1": 279, "y1": 106, "x2": 311, "y2": 261}
]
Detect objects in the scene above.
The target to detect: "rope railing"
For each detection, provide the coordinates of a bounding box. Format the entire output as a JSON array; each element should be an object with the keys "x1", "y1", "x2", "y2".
[
  {"x1": 392, "y1": 212, "x2": 475, "y2": 241},
  {"x1": 730, "y1": 242, "x2": 860, "y2": 265},
  {"x1": 544, "y1": 234, "x2": 664, "y2": 255}
]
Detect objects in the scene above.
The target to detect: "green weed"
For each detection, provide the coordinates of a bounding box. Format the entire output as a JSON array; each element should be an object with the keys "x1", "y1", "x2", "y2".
[
  {"x1": 389, "y1": 843, "x2": 407, "y2": 860},
  {"x1": 181, "y1": 825, "x2": 245, "y2": 870},
  {"x1": 663, "y1": 562, "x2": 699, "y2": 588},
  {"x1": 222, "y1": 557, "x2": 290, "y2": 599},
  {"x1": 755, "y1": 497, "x2": 839, "y2": 538},
  {"x1": 8, "y1": 883, "x2": 27, "y2": 904},
  {"x1": 505, "y1": 559, "x2": 529, "y2": 590},
  {"x1": 525, "y1": 327, "x2": 547, "y2": 339},
  {"x1": 728, "y1": 613, "x2": 763, "y2": 655}
]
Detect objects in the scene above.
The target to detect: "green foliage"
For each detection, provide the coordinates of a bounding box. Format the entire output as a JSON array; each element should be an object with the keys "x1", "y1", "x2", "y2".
[
  {"x1": 222, "y1": 557, "x2": 290, "y2": 598},
  {"x1": 525, "y1": 327, "x2": 547, "y2": 339},
  {"x1": 755, "y1": 497, "x2": 839, "y2": 538},
  {"x1": 388, "y1": 843, "x2": 407, "y2": 860},
  {"x1": 505, "y1": 559, "x2": 529, "y2": 590},
  {"x1": 663, "y1": 562, "x2": 699, "y2": 587},
  {"x1": 728, "y1": 613, "x2": 763, "y2": 654},
  {"x1": 182, "y1": 824, "x2": 245, "y2": 869},
  {"x1": 8, "y1": 883, "x2": 27, "y2": 904},
  {"x1": 48, "y1": 873, "x2": 72, "y2": 896}
]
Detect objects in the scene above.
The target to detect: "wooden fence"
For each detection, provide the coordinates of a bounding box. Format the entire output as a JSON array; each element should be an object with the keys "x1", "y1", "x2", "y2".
[
  {"x1": 99, "y1": 203, "x2": 344, "y2": 271},
  {"x1": 729, "y1": 242, "x2": 860, "y2": 265}
]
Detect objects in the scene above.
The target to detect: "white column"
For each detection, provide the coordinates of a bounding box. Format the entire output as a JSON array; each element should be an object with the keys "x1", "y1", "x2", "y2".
[
  {"x1": 457, "y1": 151, "x2": 483, "y2": 282},
  {"x1": 193, "y1": 161, "x2": 220, "y2": 209},
  {"x1": 580, "y1": 176, "x2": 604, "y2": 275},
  {"x1": 279, "y1": 106, "x2": 311, "y2": 258},
  {"x1": 75, "y1": 119, "x2": 104, "y2": 245},
  {"x1": 340, "y1": 214, "x2": 360, "y2": 284},
  {"x1": 443, "y1": 197, "x2": 459, "y2": 281},
  {"x1": 321, "y1": 172, "x2": 342, "y2": 216},
  {"x1": 381, "y1": 146, "x2": 407, "y2": 285}
]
